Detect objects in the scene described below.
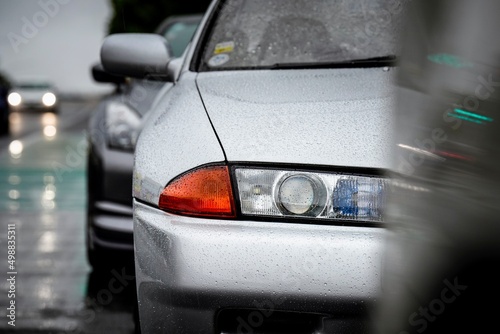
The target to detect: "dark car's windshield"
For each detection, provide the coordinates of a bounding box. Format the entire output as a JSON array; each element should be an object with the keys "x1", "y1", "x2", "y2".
[{"x1": 201, "y1": 0, "x2": 407, "y2": 70}]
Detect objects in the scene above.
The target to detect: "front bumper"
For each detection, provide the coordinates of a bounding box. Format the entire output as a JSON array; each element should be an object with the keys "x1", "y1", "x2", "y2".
[
  {"x1": 87, "y1": 134, "x2": 135, "y2": 252},
  {"x1": 10, "y1": 101, "x2": 58, "y2": 110},
  {"x1": 134, "y1": 200, "x2": 386, "y2": 334},
  {"x1": 89, "y1": 201, "x2": 134, "y2": 251}
]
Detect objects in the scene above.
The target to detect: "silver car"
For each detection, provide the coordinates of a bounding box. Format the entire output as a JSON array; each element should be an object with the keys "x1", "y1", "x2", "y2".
[
  {"x1": 101, "y1": 0, "x2": 405, "y2": 333},
  {"x1": 7, "y1": 79, "x2": 58, "y2": 113}
]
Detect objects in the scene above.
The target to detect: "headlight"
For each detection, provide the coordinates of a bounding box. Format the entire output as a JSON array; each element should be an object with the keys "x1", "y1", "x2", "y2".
[
  {"x1": 7, "y1": 92, "x2": 21, "y2": 106},
  {"x1": 42, "y1": 92, "x2": 56, "y2": 107},
  {"x1": 106, "y1": 102, "x2": 141, "y2": 151},
  {"x1": 158, "y1": 164, "x2": 388, "y2": 222},
  {"x1": 235, "y1": 167, "x2": 387, "y2": 223}
]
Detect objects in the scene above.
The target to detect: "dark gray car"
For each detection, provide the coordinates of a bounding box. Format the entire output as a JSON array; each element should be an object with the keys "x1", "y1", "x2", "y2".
[
  {"x1": 86, "y1": 14, "x2": 202, "y2": 269},
  {"x1": 0, "y1": 72, "x2": 10, "y2": 136}
]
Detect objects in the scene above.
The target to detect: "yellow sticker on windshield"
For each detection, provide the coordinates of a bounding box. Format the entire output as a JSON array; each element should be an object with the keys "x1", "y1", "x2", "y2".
[{"x1": 214, "y1": 41, "x2": 235, "y2": 54}]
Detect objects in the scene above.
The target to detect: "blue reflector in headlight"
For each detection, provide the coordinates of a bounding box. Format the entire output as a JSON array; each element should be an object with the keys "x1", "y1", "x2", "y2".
[
  {"x1": 332, "y1": 177, "x2": 386, "y2": 221},
  {"x1": 333, "y1": 179, "x2": 358, "y2": 218}
]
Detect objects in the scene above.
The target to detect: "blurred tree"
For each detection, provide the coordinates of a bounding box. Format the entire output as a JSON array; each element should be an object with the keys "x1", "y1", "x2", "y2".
[
  {"x1": 0, "y1": 71, "x2": 11, "y2": 88},
  {"x1": 107, "y1": 0, "x2": 212, "y2": 34}
]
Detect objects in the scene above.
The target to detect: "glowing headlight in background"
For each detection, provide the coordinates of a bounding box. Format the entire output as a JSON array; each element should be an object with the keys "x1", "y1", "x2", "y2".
[
  {"x1": 42, "y1": 92, "x2": 56, "y2": 107},
  {"x1": 7, "y1": 92, "x2": 21, "y2": 106}
]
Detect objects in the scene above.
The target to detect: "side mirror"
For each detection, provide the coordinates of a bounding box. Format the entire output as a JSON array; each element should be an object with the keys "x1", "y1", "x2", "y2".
[
  {"x1": 91, "y1": 63, "x2": 126, "y2": 84},
  {"x1": 100, "y1": 33, "x2": 174, "y2": 81}
]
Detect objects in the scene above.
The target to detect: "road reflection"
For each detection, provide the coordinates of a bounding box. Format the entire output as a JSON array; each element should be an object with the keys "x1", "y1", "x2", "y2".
[
  {"x1": 8, "y1": 140, "x2": 23, "y2": 158},
  {"x1": 77, "y1": 262, "x2": 137, "y2": 333},
  {"x1": 0, "y1": 101, "x2": 135, "y2": 333},
  {"x1": 41, "y1": 112, "x2": 57, "y2": 139},
  {"x1": 8, "y1": 112, "x2": 22, "y2": 136}
]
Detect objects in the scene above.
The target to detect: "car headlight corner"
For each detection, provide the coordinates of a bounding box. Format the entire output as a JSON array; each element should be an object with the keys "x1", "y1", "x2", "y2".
[
  {"x1": 106, "y1": 102, "x2": 141, "y2": 151},
  {"x1": 158, "y1": 165, "x2": 236, "y2": 218}
]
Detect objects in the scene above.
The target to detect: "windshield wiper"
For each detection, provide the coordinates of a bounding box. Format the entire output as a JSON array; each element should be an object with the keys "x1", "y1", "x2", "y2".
[{"x1": 267, "y1": 55, "x2": 398, "y2": 70}]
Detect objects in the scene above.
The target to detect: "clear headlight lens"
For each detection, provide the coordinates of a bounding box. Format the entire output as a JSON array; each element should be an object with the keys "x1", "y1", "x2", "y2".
[
  {"x1": 7, "y1": 92, "x2": 21, "y2": 106},
  {"x1": 106, "y1": 102, "x2": 141, "y2": 151},
  {"x1": 42, "y1": 92, "x2": 56, "y2": 107},
  {"x1": 235, "y1": 168, "x2": 387, "y2": 222},
  {"x1": 277, "y1": 174, "x2": 327, "y2": 216}
]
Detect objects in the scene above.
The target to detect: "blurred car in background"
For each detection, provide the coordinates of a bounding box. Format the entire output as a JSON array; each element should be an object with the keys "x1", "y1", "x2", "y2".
[
  {"x1": 86, "y1": 14, "x2": 203, "y2": 269},
  {"x1": 374, "y1": 1, "x2": 500, "y2": 333},
  {"x1": 7, "y1": 78, "x2": 58, "y2": 113},
  {"x1": 101, "y1": 0, "x2": 405, "y2": 332},
  {"x1": 0, "y1": 72, "x2": 11, "y2": 136}
]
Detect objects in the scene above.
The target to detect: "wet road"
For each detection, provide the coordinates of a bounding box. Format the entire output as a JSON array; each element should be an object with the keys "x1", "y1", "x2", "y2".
[{"x1": 0, "y1": 102, "x2": 136, "y2": 334}]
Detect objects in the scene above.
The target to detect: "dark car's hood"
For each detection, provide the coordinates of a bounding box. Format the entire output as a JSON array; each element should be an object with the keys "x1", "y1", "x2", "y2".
[{"x1": 196, "y1": 68, "x2": 395, "y2": 169}]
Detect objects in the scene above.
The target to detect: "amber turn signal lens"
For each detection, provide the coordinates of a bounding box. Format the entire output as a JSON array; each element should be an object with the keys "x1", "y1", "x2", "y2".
[{"x1": 159, "y1": 165, "x2": 236, "y2": 218}]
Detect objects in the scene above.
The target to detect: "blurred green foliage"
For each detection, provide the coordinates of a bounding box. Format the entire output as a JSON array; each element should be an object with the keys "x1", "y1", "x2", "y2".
[
  {"x1": 107, "y1": 0, "x2": 212, "y2": 34},
  {"x1": 0, "y1": 71, "x2": 11, "y2": 88}
]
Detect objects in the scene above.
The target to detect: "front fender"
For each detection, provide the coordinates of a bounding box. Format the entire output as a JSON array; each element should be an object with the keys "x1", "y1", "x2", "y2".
[{"x1": 133, "y1": 72, "x2": 225, "y2": 206}]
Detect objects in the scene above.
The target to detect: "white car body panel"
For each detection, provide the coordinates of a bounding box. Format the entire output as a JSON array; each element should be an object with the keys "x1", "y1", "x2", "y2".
[
  {"x1": 132, "y1": 72, "x2": 226, "y2": 206},
  {"x1": 197, "y1": 68, "x2": 395, "y2": 168}
]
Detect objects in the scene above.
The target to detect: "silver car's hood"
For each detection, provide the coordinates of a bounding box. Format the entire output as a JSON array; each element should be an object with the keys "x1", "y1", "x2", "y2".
[
  {"x1": 17, "y1": 89, "x2": 47, "y2": 103},
  {"x1": 196, "y1": 68, "x2": 395, "y2": 169}
]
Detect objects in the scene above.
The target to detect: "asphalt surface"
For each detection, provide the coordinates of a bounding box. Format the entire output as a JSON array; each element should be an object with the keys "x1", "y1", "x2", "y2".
[{"x1": 0, "y1": 101, "x2": 137, "y2": 334}]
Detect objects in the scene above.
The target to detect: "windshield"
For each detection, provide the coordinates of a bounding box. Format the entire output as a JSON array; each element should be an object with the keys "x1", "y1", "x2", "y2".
[
  {"x1": 201, "y1": 0, "x2": 407, "y2": 70},
  {"x1": 16, "y1": 83, "x2": 52, "y2": 90}
]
